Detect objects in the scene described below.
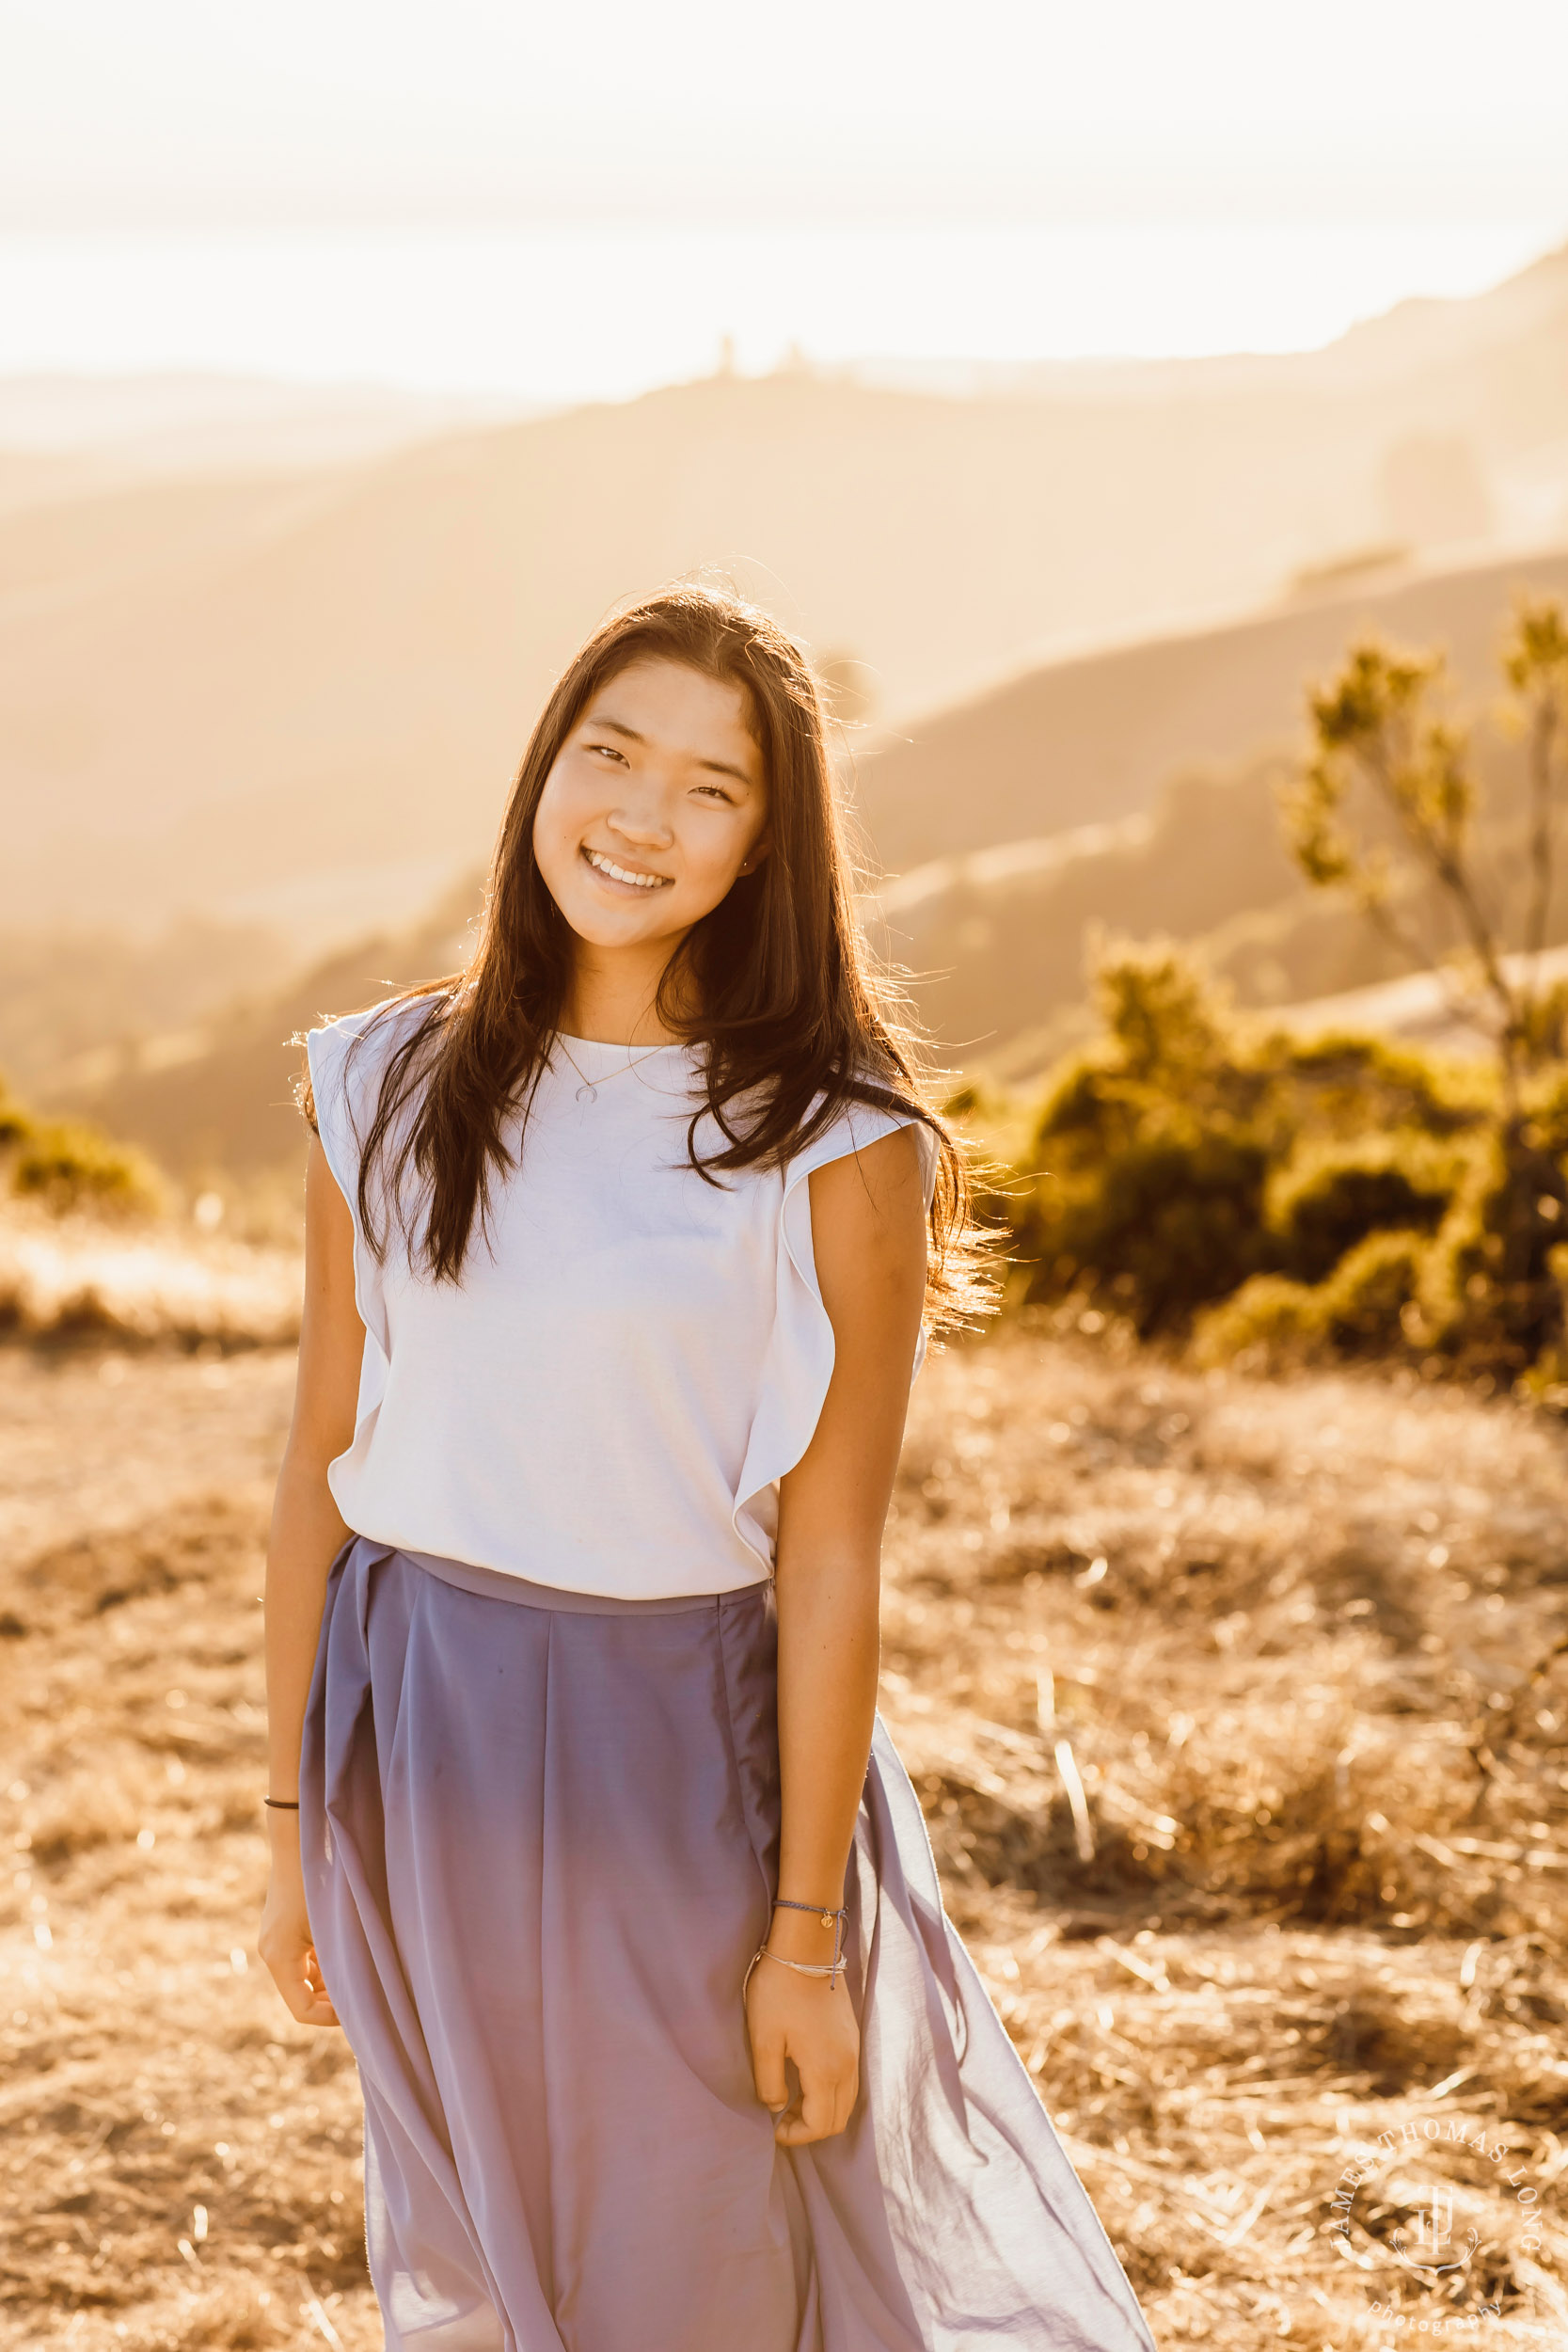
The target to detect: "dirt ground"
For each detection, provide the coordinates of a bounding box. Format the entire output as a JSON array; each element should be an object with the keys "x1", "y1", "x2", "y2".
[{"x1": 3, "y1": 1333, "x2": 1567, "y2": 2349}]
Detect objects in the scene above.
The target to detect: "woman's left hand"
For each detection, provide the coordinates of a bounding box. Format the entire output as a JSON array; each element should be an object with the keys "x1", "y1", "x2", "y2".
[{"x1": 745, "y1": 1950, "x2": 861, "y2": 2145}]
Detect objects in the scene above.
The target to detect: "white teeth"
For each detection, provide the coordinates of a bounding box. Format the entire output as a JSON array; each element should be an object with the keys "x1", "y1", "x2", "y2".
[{"x1": 584, "y1": 848, "x2": 667, "y2": 890}]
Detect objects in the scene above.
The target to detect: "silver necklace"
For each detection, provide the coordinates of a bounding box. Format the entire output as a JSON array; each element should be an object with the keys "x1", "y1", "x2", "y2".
[{"x1": 554, "y1": 1034, "x2": 671, "y2": 1104}]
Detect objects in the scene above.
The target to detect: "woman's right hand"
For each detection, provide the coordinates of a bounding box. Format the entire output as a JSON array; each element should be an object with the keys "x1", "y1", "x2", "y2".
[
  {"x1": 745, "y1": 1950, "x2": 860, "y2": 2145},
  {"x1": 258, "y1": 1824, "x2": 340, "y2": 2028}
]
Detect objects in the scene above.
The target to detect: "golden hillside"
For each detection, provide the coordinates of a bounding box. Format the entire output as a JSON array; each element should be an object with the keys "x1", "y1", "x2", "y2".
[
  {"x1": 4, "y1": 244, "x2": 1566, "y2": 945},
  {"x1": 853, "y1": 543, "x2": 1568, "y2": 873},
  {"x1": 50, "y1": 538, "x2": 1568, "y2": 1174},
  {"x1": 40, "y1": 882, "x2": 479, "y2": 1184}
]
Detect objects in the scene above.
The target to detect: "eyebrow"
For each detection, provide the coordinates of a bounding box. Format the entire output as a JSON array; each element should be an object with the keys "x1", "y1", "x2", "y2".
[{"x1": 583, "y1": 711, "x2": 757, "y2": 789}]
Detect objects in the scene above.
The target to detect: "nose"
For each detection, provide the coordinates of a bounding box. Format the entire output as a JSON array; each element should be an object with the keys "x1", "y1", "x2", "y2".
[{"x1": 608, "y1": 788, "x2": 674, "y2": 851}]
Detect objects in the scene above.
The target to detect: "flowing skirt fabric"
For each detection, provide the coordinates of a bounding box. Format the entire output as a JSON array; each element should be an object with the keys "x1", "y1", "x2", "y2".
[{"x1": 299, "y1": 1537, "x2": 1157, "y2": 2352}]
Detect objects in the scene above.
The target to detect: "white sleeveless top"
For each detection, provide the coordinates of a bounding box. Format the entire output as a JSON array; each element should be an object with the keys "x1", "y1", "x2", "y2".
[{"x1": 307, "y1": 1003, "x2": 938, "y2": 1600}]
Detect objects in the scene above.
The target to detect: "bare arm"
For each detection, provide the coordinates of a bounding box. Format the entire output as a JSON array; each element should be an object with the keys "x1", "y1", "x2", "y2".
[
  {"x1": 257, "y1": 1137, "x2": 365, "y2": 2026},
  {"x1": 744, "y1": 1123, "x2": 928, "y2": 2144}
]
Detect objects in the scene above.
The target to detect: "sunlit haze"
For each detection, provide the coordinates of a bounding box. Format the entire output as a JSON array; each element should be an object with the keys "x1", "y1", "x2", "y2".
[
  {"x1": 2, "y1": 221, "x2": 1560, "y2": 404},
  {"x1": 2, "y1": 0, "x2": 1566, "y2": 393}
]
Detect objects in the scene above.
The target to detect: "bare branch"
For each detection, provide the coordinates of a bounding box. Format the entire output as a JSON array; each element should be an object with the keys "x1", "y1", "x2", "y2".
[
  {"x1": 1348, "y1": 717, "x2": 1517, "y2": 1036},
  {"x1": 1506, "y1": 597, "x2": 1568, "y2": 1004},
  {"x1": 1524, "y1": 693, "x2": 1560, "y2": 965},
  {"x1": 1289, "y1": 631, "x2": 1542, "y2": 1109}
]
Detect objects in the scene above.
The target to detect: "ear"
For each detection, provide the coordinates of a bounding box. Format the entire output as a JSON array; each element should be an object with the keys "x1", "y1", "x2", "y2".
[{"x1": 738, "y1": 838, "x2": 771, "y2": 877}]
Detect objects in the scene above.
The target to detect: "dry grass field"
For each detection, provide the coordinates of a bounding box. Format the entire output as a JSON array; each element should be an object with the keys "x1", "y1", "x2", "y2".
[{"x1": 3, "y1": 1323, "x2": 1568, "y2": 2348}]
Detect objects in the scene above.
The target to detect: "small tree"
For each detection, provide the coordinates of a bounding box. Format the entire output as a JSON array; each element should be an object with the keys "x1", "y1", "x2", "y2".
[
  {"x1": 1281, "y1": 596, "x2": 1568, "y2": 1363},
  {"x1": 1508, "y1": 600, "x2": 1568, "y2": 988},
  {"x1": 1282, "y1": 596, "x2": 1568, "y2": 1110}
]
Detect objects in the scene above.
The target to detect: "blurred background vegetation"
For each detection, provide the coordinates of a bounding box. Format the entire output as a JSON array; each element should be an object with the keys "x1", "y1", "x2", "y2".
[{"x1": 12, "y1": 586, "x2": 1568, "y2": 1409}]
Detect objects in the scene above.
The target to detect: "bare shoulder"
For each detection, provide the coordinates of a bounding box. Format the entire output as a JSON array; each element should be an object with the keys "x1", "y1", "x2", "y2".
[
  {"x1": 290, "y1": 1139, "x2": 365, "y2": 1460},
  {"x1": 306, "y1": 1129, "x2": 356, "y2": 1232},
  {"x1": 807, "y1": 1126, "x2": 928, "y2": 1304},
  {"x1": 807, "y1": 1122, "x2": 926, "y2": 1213},
  {"x1": 303, "y1": 1136, "x2": 359, "y2": 1312}
]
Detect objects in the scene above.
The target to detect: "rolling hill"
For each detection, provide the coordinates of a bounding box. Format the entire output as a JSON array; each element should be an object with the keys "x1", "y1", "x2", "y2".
[
  {"x1": 38, "y1": 536, "x2": 1568, "y2": 1172},
  {"x1": 44, "y1": 881, "x2": 481, "y2": 1183},
  {"x1": 870, "y1": 756, "x2": 1438, "y2": 1083},
  {"x1": 850, "y1": 542, "x2": 1568, "y2": 872},
  {"x1": 46, "y1": 738, "x2": 1529, "y2": 1179},
  {"x1": 864, "y1": 539, "x2": 1568, "y2": 1075},
  {"x1": 3, "y1": 242, "x2": 1566, "y2": 946}
]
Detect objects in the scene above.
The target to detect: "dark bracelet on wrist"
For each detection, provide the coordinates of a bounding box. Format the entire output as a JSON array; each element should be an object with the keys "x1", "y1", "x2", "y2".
[
  {"x1": 770, "y1": 1895, "x2": 849, "y2": 1985},
  {"x1": 263, "y1": 1797, "x2": 301, "y2": 1810},
  {"x1": 772, "y1": 1897, "x2": 846, "y2": 1928}
]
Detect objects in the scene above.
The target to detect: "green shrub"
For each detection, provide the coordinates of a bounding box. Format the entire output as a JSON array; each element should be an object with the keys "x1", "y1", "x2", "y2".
[
  {"x1": 1193, "y1": 1271, "x2": 1326, "y2": 1367},
  {"x1": 1518, "y1": 1242, "x2": 1568, "y2": 1405},
  {"x1": 1196, "y1": 1230, "x2": 1429, "y2": 1368},
  {"x1": 1317, "y1": 1228, "x2": 1426, "y2": 1351},
  {"x1": 1266, "y1": 1027, "x2": 1482, "y2": 1140},
  {"x1": 1015, "y1": 946, "x2": 1279, "y2": 1335},
  {"x1": 1266, "y1": 1130, "x2": 1465, "y2": 1283},
  {"x1": 1519, "y1": 1064, "x2": 1568, "y2": 1158},
  {"x1": 1022, "y1": 1110, "x2": 1272, "y2": 1335},
  {"x1": 6, "y1": 1112, "x2": 163, "y2": 1216},
  {"x1": 1404, "y1": 1129, "x2": 1566, "y2": 1373},
  {"x1": 1002, "y1": 941, "x2": 1568, "y2": 1378}
]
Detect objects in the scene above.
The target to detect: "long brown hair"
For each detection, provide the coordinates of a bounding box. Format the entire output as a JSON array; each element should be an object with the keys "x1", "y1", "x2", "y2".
[{"x1": 312, "y1": 580, "x2": 990, "y2": 1329}]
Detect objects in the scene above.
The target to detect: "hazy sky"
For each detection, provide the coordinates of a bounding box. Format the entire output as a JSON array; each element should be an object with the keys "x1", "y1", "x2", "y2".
[
  {"x1": 2, "y1": 0, "x2": 1565, "y2": 390},
  {"x1": 6, "y1": 0, "x2": 1567, "y2": 227}
]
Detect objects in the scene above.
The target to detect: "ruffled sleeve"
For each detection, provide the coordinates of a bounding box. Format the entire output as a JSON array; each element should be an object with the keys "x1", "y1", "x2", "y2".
[
  {"x1": 305, "y1": 1008, "x2": 393, "y2": 1351},
  {"x1": 305, "y1": 1004, "x2": 422, "y2": 1501},
  {"x1": 731, "y1": 1099, "x2": 941, "y2": 1571}
]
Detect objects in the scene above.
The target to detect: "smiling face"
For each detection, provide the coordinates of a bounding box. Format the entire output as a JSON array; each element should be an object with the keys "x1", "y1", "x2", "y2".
[{"x1": 531, "y1": 657, "x2": 769, "y2": 984}]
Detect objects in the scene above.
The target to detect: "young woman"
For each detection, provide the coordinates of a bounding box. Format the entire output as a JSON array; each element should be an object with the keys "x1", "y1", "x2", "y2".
[{"x1": 260, "y1": 583, "x2": 1156, "y2": 2352}]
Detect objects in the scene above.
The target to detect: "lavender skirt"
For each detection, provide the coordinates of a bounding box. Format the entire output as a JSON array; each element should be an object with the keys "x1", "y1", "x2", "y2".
[{"x1": 299, "y1": 1538, "x2": 1157, "y2": 2352}]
